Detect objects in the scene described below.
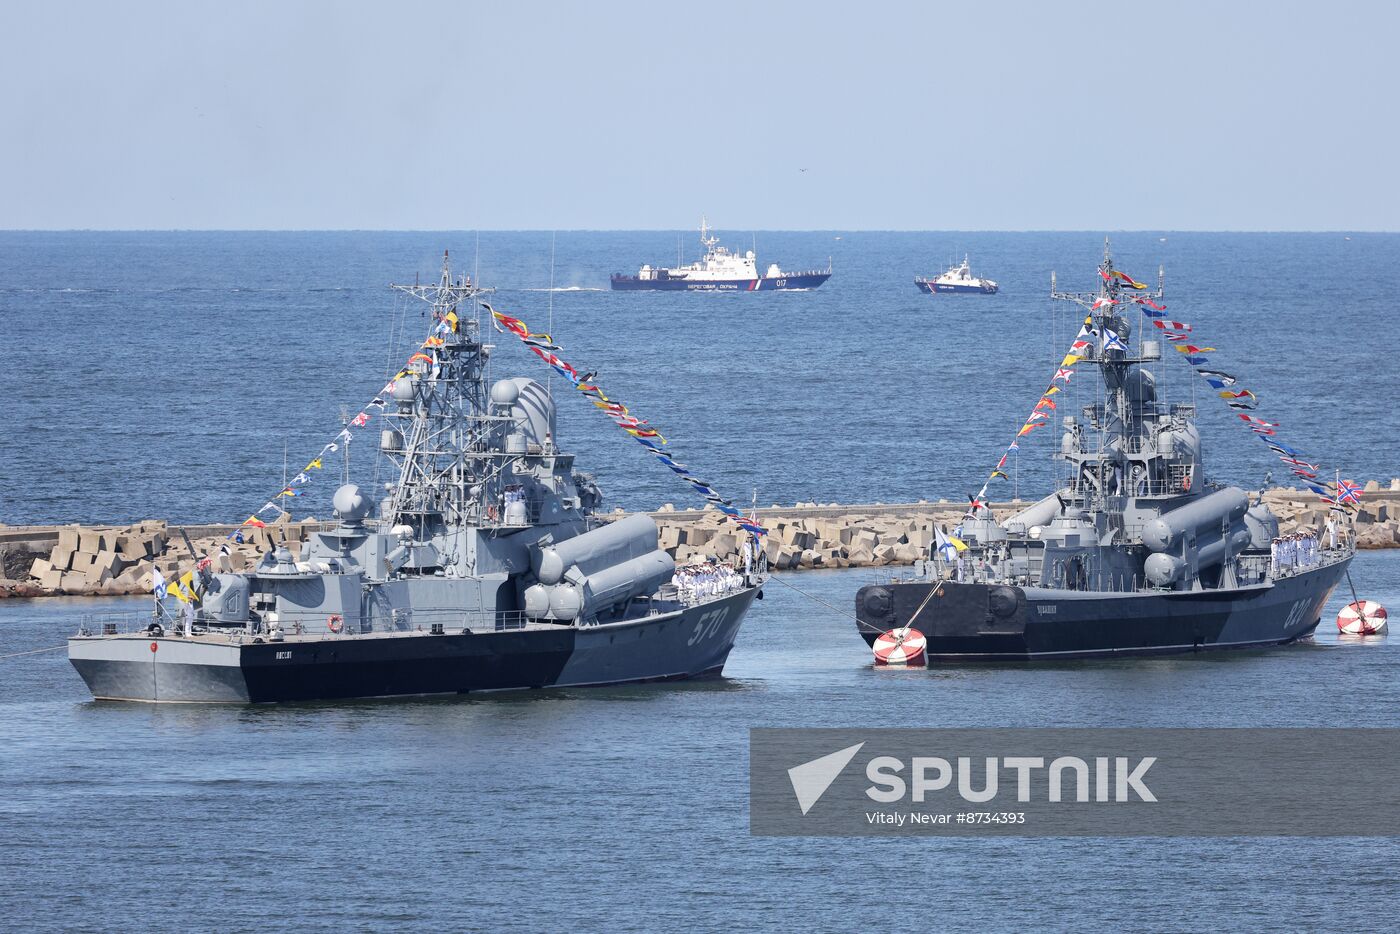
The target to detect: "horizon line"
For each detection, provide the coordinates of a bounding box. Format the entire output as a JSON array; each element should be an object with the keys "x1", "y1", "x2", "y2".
[{"x1": 0, "y1": 227, "x2": 1395, "y2": 235}]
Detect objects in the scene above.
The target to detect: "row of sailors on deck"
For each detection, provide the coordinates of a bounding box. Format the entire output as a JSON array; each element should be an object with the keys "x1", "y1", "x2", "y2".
[
  {"x1": 1270, "y1": 532, "x2": 1320, "y2": 576},
  {"x1": 673, "y1": 562, "x2": 743, "y2": 602}
]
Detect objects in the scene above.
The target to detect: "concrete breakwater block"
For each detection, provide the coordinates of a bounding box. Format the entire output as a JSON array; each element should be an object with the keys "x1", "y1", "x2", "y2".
[
  {"x1": 6, "y1": 482, "x2": 1400, "y2": 598},
  {"x1": 664, "y1": 509, "x2": 971, "y2": 570},
  {"x1": 651, "y1": 483, "x2": 1399, "y2": 569},
  {"x1": 12, "y1": 520, "x2": 317, "y2": 597}
]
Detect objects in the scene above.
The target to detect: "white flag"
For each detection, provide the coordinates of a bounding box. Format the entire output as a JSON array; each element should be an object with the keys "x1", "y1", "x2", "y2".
[{"x1": 934, "y1": 526, "x2": 957, "y2": 562}]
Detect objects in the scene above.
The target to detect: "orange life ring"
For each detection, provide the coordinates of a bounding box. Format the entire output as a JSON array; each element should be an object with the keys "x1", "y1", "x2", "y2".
[{"x1": 327, "y1": 614, "x2": 344, "y2": 633}]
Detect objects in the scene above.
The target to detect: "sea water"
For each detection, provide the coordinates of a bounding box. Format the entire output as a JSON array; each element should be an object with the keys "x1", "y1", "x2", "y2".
[
  {"x1": 2, "y1": 231, "x2": 1398, "y2": 929},
  {"x1": 1, "y1": 554, "x2": 1398, "y2": 930},
  {"x1": 1, "y1": 230, "x2": 1395, "y2": 524}
]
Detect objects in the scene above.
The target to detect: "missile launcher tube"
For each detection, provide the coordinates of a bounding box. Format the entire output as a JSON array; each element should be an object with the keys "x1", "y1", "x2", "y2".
[
  {"x1": 535, "y1": 513, "x2": 659, "y2": 585},
  {"x1": 545, "y1": 550, "x2": 676, "y2": 622},
  {"x1": 1142, "y1": 488, "x2": 1249, "y2": 554}
]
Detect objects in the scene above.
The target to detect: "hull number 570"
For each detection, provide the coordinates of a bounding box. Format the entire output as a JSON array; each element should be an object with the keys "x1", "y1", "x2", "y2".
[{"x1": 687, "y1": 608, "x2": 729, "y2": 645}]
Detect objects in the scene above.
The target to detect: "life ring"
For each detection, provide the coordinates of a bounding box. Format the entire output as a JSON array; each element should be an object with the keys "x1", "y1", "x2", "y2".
[{"x1": 327, "y1": 614, "x2": 344, "y2": 633}]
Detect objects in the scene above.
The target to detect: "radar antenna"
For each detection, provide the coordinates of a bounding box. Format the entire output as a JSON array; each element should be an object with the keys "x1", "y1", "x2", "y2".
[
  {"x1": 699, "y1": 216, "x2": 718, "y2": 252},
  {"x1": 383, "y1": 253, "x2": 503, "y2": 535},
  {"x1": 1047, "y1": 239, "x2": 1170, "y2": 516}
]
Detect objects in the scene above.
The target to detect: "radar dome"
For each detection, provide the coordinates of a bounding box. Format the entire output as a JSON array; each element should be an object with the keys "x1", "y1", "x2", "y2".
[
  {"x1": 333, "y1": 484, "x2": 371, "y2": 524},
  {"x1": 490, "y1": 379, "x2": 521, "y2": 407},
  {"x1": 392, "y1": 378, "x2": 415, "y2": 402}
]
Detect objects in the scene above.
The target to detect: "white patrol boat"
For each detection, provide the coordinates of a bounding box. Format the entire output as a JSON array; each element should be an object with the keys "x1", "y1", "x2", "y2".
[
  {"x1": 915, "y1": 255, "x2": 999, "y2": 294},
  {"x1": 611, "y1": 218, "x2": 831, "y2": 291}
]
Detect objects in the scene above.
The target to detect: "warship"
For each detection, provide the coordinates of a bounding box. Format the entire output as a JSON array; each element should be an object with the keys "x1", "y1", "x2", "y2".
[
  {"x1": 69, "y1": 256, "x2": 765, "y2": 702},
  {"x1": 914, "y1": 255, "x2": 998, "y2": 294},
  {"x1": 856, "y1": 245, "x2": 1354, "y2": 660},
  {"x1": 610, "y1": 218, "x2": 831, "y2": 291}
]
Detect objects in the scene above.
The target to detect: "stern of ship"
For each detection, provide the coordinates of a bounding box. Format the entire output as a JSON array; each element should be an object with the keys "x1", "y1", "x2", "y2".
[{"x1": 855, "y1": 579, "x2": 1030, "y2": 658}]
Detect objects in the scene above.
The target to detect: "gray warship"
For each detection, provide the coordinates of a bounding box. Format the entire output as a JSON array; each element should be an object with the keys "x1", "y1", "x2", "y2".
[
  {"x1": 855, "y1": 245, "x2": 1355, "y2": 660},
  {"x1": 69, "y1": 256, "x2": 764, "y2": 702}
]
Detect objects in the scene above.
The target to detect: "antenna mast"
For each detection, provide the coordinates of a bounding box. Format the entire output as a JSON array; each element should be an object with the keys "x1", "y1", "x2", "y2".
[
  {"x1": 1047, "y1": 239, "x2": 1169, "y2": 514},
  {"x1": 384, "y1": 252, "x2": 497, "y2": 533}
]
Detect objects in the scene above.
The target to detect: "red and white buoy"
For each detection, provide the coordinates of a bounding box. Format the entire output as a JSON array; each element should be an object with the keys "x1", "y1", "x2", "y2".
[
  {"x1": 873, "y1": 627, "x2": 927, "y2": 666},
  {"x1": 1337, "y1": 600, "x2": 1388, "y2": 635}
]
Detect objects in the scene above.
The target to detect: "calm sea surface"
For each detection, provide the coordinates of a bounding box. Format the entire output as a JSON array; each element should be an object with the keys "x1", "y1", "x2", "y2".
[
  {"x1": 2, "y1": 231, "x2": 1399, "y2": 930},
  {"x1": 2, "y1": 554, "x2": 1400, "y2": 931},
  {"x1": 0, "y1": 230, "x2": 1396, "y2": 524}
]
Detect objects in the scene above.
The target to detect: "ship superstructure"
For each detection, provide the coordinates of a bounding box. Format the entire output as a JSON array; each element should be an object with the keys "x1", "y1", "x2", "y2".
[
  {"x1": 915, "y1": 255, "x2": 998, "y2": 294},
  {"x1": 858, "y1": 243, "x2": 1353, "y2": 659},
  {"x1": 611, "y1": 218, "x2": 831, "y2": 291},
  {"x1": 70, "y1": 255, "x2": 765, "y2": 702}
]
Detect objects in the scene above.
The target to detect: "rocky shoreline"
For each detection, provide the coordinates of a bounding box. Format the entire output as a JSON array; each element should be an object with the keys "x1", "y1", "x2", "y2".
[{"x1": 2, "y1": 482, "x2": 1397, "y2": 599}]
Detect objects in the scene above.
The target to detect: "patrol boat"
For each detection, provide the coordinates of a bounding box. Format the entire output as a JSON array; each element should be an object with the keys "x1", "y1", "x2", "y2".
[
  {"x1": 915, "y1": 255, "x2": 999, "y2": 294},
  {"x1": 610, "y1": 218, "x2": 831, "y2": 291},
  {"x1": 69, "y1": 256, "x2": 765, "y2": 702},
  {"x1": 857, "y1": 246, "x2": 1353, "y2": 660}
]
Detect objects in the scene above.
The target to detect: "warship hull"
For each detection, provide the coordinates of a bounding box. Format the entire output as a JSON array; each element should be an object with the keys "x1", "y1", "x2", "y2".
[
  {"x1": 610, "y1": 273, "x2": 830, "y2": 291},
  {"x1": 854, "y1": 559, "x2": 1349, "y2": 661},
  {"x1": 914, "y1": 279, "x2": 997, "y2": 294},
  {"x1": 69, "y1": 586, "x2": 759, "y2": 703}
]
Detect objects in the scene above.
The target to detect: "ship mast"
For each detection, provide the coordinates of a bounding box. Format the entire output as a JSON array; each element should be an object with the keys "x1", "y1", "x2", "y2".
[
  {"x1": 384, "y1": 252, "x2": 498, "y2": 534},
  {"x1": 699, "y1": 215, "x2": 718, "y2": 253},
  {"x1": 1048, "y1": 239, "x2": 1168, "y2": 515}
]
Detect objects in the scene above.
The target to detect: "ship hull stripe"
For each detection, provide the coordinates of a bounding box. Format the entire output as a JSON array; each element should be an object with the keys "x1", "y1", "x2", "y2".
[
  {"x1": 610, "y1": 273, "x2": 830, "y2": 291},
  {"x1": 68, "y1": 587, "x2": 760, "y2": 703},
  {"x1": 914, "y1": 280, "x2": 998, "y2": 294},
  {"x1": 853, "y1": 560, "x2": 1348, "y2": 661}
]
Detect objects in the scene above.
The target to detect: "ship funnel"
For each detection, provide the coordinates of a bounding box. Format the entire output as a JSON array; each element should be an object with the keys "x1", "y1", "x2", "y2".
[{"x1": 508, "y1": 378, "x2": 557, "y2": 450}]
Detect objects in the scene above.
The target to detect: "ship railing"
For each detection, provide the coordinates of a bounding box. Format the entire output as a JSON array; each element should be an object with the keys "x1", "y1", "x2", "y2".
[
  {"x1": 340, "y1": 609, "x2": 534, "y2": 635},
  {"x1": 483, "y1": 497, "x2": 541, "y2": 528},
  {"x1": 1265, "y1": 543, "x2": 1338, "y2": 579},
  {"x1": 75, "y1": 608, "x2": 536, "y2": 640},
  {"x1": 1069, "y1": 478, "x2": 1200, "y2": 499},
  {"x1": 1237, "y1": 554, "x2": 1272, "y2": 584},
  {"x1": 669, "y1": 583, "x2": 749, "y2": 607},
  {"x1": 76, "y1": 611, "x2": 161, "y2": 637},
  {"x1": 664, "y1": 570, "x2": 749, "y2": 606}
]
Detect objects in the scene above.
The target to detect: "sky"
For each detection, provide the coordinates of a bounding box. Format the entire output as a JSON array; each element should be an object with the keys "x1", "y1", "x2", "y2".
[{"x1": 1, "y1": 0, "x2": 1396, "y2": 231}]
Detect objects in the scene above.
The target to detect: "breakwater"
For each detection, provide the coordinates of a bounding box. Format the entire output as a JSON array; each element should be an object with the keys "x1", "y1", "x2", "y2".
[{"x1": 2, "y1": 482, "x2": 1398, "y2": 598}]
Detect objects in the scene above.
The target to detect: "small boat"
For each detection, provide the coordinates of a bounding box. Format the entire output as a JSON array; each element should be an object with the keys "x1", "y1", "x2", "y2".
[
  {"x1": 611, "y1": 218, "x2": 831, "y2": 292},
  {"x1": 915, "y1": 255, "x2": 998, "y2": 294}
]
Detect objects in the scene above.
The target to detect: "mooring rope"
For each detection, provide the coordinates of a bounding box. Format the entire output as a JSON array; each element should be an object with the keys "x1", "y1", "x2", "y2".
[
  {"x1": 0, "y1": 643, "x2": 68, "y2": 660},
  {"x1": 905, "y1": 578, "x2": 948, "y2": 629},
  {"x1": 766, "y1": 573, "x2": 863, "y2": 623}
]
